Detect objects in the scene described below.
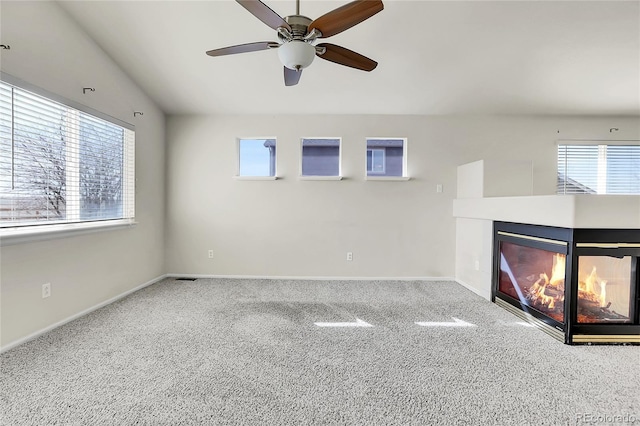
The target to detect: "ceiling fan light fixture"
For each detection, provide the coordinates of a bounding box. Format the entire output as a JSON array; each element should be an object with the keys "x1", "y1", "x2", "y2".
[{"x1": 278, "y1": 40, "x2": 316, "y2": 70}]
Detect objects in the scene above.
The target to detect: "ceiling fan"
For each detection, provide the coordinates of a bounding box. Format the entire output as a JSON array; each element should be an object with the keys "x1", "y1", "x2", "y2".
[{"x1": 206, "y1": 0, "x2": 384, "y2": 86}]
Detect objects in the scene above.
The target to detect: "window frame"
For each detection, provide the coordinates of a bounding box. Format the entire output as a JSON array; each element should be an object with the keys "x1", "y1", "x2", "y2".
[
  {"x1": 556, "y1": 140, "x2": 640, "y2": 195},
  {"x1": 0, "y1": 73, "x2": 136, "y2": 245},
  {"x1": 235, "y1": 137, "x2": 278, "y2": 180},
  {"x1": 300, "y1": 137, "x2": 343, "y2": 180},
  {"x1": 365, "y1": 137, "x2": 410, "y2": 181}
]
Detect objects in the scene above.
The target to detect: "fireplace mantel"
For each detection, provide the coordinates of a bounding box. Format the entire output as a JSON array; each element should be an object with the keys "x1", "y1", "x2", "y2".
[{"x1": 453, "y1": 195, "x2": 640, "y2": 229}]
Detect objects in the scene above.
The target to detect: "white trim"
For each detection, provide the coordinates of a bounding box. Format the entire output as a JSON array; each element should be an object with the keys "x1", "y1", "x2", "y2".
[
  {"x1": 455, "y1": 278, "x2": 491, "y2": 301},
  {"x1": 403, "y1": 138, "x2": 409, "y2": 178},
  {"x1": 365, "y1": 176, "x2": 411, "y2": 181},
  {"x1": 233, "y1": 176, "x2": 278, "y2": 181},
  {"x1": 0, "y1": 219, "x2": 137, "y2": 246},
  {"x1": 299, "y1": 175, "x2": 343, "y2": 181},
  {"x1": 0, "y1": 274, "x2": 167, "y2": 354},
  {"x1": 556, "y1": 139, "x2": 640, "y2": 146},
  {"x1": 167, "y1": 273, "x2": 454, "y2": 281}
]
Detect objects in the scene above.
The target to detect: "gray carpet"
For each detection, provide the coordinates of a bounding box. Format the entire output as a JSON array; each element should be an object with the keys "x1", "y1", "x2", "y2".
[{"x1": 1, "y1": 278, "x2": 639, "y2": 425}]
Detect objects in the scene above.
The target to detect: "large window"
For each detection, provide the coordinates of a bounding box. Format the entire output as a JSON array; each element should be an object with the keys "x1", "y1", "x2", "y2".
[
  {"x1": 301, "y1": 138, "x2": 341, "y2": 177},
  {"x1": 366, "y1": 138, "x2": 406, "y2": 177},
  {"x1": 0, "y1": 80, "x2": 135, "y2": 229},
  {"x1": 557, "y1": 144, "x2": 640, "y2": 194}
]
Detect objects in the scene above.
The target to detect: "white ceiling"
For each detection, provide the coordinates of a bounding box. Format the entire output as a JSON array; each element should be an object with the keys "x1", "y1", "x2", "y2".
[{"x1": 58, "y1": 0, "x2": 640, "y2": 116}]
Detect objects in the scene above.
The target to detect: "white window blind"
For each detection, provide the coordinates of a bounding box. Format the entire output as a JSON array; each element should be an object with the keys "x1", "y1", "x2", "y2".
[
  {"x1": 0, "y1": 80, "x2": 135, "y2": 228},
  {"x1": 557, "y1": 144, "x2": 640, "y2": 195}
]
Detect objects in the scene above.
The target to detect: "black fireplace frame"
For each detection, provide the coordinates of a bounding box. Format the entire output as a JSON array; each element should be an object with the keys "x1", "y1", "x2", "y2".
[{"x1": 492, "y1": 221, "x2": 640, "y2": 345}]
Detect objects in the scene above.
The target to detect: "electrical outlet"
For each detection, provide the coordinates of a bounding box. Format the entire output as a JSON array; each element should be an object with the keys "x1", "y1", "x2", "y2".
[
  {"x1": 474, "y1": 260, "x2": 480, "y2": 271},
  {"x1": 42, "y1": 283, "x2": 51, "y2": 299},
  {"x1": 347, "y1": 252, "x2": 353, "y2": 261},
  {"x1": 208, "y1": 250, "x2": 214, "y2": 259},
  {"x1": 436, "y1": 184, "x2": 443, "y2": 193}
]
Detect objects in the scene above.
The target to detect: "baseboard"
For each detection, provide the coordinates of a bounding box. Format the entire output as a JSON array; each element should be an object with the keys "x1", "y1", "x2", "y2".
[
  {"x1": 1, "y1": 274, "x2": 168, "y2": 354},
  {"x1": 455, "y1": 278, "x2": 491, "y2": 301},
  {"x1": 167, "y1": 273, "x2": 456, "y2": 281}
]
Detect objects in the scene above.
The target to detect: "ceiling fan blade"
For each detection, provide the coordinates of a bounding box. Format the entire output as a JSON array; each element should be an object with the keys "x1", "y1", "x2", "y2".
[
  {"x1": 308, "y1": 0, "x2": 383, "y2": 38},
  {"x1": 284, "y1": 67, "x2": 302, "y2": 86},
  {"x1": 206, "y1": 41, "x2": 279, "y2": 57},
  {"x1": 237, "y1": 0, "x2": 291, "y2": 31},
  {"x1": 316, "y1": 43, "x2": 377, "y2": 71}
]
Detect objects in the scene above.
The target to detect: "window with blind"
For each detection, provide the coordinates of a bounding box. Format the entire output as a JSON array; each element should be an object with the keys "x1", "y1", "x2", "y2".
[
  {"x1": 557, "y1": 144, "x2": 640, "y2": 194},
  {"x1": 0, "y1": 80, "x2": 135, "y2": 229}
]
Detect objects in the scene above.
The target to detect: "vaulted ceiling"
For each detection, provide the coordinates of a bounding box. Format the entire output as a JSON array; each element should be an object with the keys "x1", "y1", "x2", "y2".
[{"x1": 58, "y1": 0, "x2": 640, "y2": 116}]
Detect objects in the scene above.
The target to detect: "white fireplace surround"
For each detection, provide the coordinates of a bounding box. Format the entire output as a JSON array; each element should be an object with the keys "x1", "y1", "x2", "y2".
[{"x1": 453, "y1": 160, "x2": 640, "y2": 300}]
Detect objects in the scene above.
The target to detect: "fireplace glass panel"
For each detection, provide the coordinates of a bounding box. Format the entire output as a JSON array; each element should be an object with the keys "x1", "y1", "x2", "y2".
[
  {"x1": 499, "y1": 241, "x2": 565, "y2": 323},
  {"x1": 577, "y1": 256, "x2": 633, "y2": 324}
]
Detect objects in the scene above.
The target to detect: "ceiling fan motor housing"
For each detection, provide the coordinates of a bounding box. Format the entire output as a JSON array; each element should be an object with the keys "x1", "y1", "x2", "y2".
[
  {"x1": 283, "y1": 15, "x2": 313, "y2": 39},
  {"x1": 278, "y1": 15, "x2": 316, "y2": 70}
]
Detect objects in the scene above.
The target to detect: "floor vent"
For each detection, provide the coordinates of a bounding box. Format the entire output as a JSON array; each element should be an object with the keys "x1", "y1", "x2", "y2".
[{"x1": 175, "y1": 277, "x2": 197, "y2": 281}]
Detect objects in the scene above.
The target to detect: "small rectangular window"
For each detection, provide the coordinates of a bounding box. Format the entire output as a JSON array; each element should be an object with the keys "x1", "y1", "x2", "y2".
[
  {"x1": 238, "y1": 138, "x2": 276, "y2": 177},
  {"x1": 557, "y1": 143, "x2": 640, "y2": 194},
  {"x1": 366, "y1": 138, "x2": 406, "y2": 177},
  {"x1": 301, "y1": 138, "x2": 340, "y2": 177}
]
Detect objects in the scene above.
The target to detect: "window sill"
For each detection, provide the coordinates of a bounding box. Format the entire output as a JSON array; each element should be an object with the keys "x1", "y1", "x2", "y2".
[
  {"x1": 299, "y1": 176, "x2": 343, "y2": 181},
  {"x1": 233, "y1": 176, "x2": 279, "y2": 181},
  {"x1": 366, "y1": 176, "x2": 411, "y2": 181},
  {"x1": 0, "y1": 219, "x2": 137, "y2": 246}
]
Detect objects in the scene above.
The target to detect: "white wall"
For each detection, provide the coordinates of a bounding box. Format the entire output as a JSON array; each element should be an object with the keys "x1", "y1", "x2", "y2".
[
  {"x1": 455, "y1": 217, "x2": 493, "y2": 299},
  {"x1": 166, "y1": 115, "x2": 640, "y2": 279},
  {"x1": 166, "y1": 115, "x2": 456, "y2": 278},
  {"x1": 0, "y1": 1, "x2": 166, "y2": 348}
]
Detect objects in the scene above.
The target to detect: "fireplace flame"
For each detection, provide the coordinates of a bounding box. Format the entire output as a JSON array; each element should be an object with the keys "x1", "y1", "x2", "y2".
[
  {"x1": 549, "y1": 253, "x2": 565, "y2": 288},
  {"x1": 578, "y1": 266, "x2": 608, "y2": 307},
  {"x1": 530, "y1": 273, "x2": 557, "y2": 309},
  {"x1": 523, "y1": 254, "x2": 565, "y2": 318},
  {"x1": 582, "y1": 266, "x2": 598, "y2": 294}
]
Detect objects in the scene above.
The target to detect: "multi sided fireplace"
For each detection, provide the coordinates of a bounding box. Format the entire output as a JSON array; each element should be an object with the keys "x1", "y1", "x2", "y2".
[{"x1": 492, "y1": 222, "x2": 640, "y2": 344}]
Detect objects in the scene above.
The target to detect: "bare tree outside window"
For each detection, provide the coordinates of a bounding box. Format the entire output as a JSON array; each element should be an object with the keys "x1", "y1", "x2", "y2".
[
  {"x1": 79, "y1": 113, "x2": 124, "y2": 220},
  {"x1": 6, "y1": 89, "x2": 67, "y2": 222}
]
